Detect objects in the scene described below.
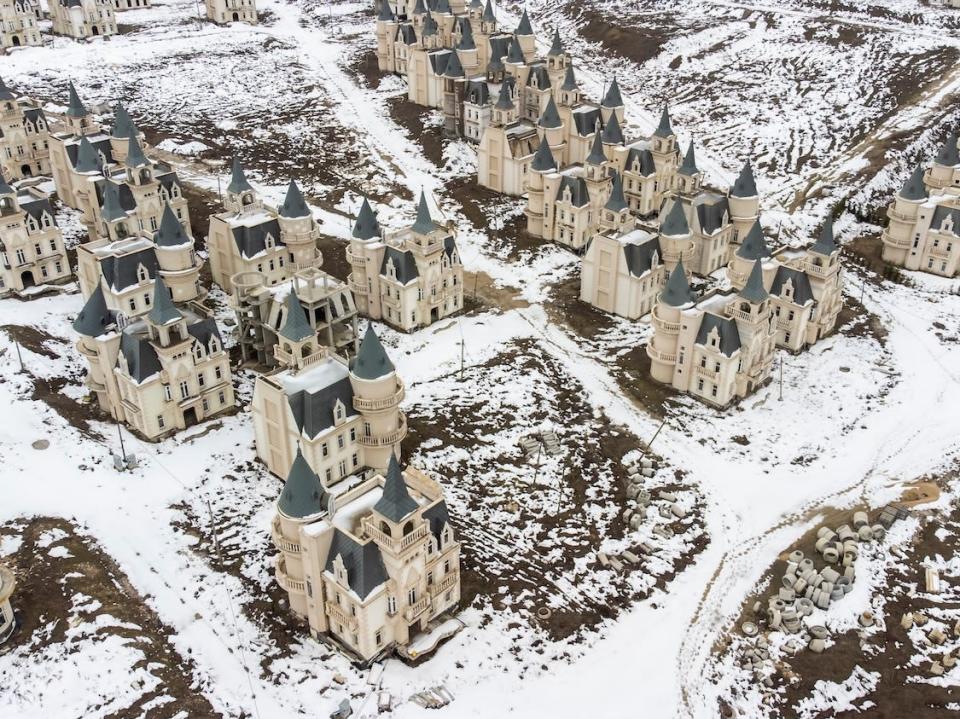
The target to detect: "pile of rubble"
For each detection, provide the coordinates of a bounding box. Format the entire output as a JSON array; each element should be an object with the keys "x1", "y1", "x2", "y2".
[{"x1": 519, "y1": 429, "x2": 562, "y2": 462}]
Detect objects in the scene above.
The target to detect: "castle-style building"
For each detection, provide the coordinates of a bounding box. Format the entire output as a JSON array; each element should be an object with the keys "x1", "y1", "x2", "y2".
[
  {"x1": 73, "y1": 277, "x2": 235, "y2": 439},
  {"x1": 252, "y1": 323, "x2": 406, "y2": 485},
  {"x1": 0, "y1": 0, "x2": 42, "y2": 49},
  {"x1": 0, "y1": 77, "x2": 51, "y2": 181},
  {"x1": 205, "y1": 0, "x2": 257, "y2": 25},
  {"x1": 50, "y1": 0, "x2": 116, "y2": 39},
  {"x1": 880, "y1": 136, "x2": 960, "y2": 277},
  {"x1": 348, "y1": 192, "x2": 464, "y2": 332},
  {"x1": 112, "y1": 0, "x2": 149, "y2": 9},
  {"x1": 0, "y1": 563, "x2": 14, "y2": 644},
  {"x1": 271, "y1": 452, "x2": 460, "y2": 663},
  {"x1": 0, "y1": 175, "x2": 71, "y2": 294}
]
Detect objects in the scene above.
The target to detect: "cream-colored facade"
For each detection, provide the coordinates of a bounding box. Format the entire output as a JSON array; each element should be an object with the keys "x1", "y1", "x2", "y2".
[
  {"x1": 252, "y1": 322, "x2": 406, "y2": 484},
  {"x1": 580, "y1": 227, "x2": 666, "y2": 321},
  {"x1": 347, "y1": 193, "x2": 464, "y2": 332},
  {"x1": 73, "y1": 278, "x2": 235, "y2": 439},
  {"x1": 0, "y1": 79, "x2": 50, "y2": 181},
  {"x1": 0, "y1": 0, "x2": 42, "y2": 49},
  {"x1": 0, "y1": 180, "x2": 71, "y2": 294},
  {"x1": 112, "y1": 0, "x2": 149, "y2": 10},
  {"x1": 880, "y1": 137, "x2": 960, "y2": 277},
  {"x1": 0, "y1": 563, "x2": 14, "y2": 644},
  {"x1": 50, "y1": 0, "x2": 116, "y2": 38},
  {"x1": 205, "y1": 0, "x2": 256, "y2": 24},
  {"x1": 271, "y1": 452, "x2": 460, "y2": 664}
]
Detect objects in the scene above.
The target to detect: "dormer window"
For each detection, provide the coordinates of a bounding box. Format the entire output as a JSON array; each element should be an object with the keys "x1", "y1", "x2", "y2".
[
  {"x1": 193, "y1": 342, "x2": 204, "y2": 360},
  {"x1": 941, "y1": 214, "x2": 955, "y2": 234},
  {"x1": 171, "y1": 184, "x2": 180, "y2": 198},
  {"x1": 209, "y1": 337, "x2": 219, "y2": 353},
  {"x1": 334, "y1": 399, "x2": 345, "y2": 423},
  {"x1": 265, "y1": 233, "x2": 275, "y2": 249},
  {"x1": 137, "y1": 263, "x2": 148, "y2": 282}
]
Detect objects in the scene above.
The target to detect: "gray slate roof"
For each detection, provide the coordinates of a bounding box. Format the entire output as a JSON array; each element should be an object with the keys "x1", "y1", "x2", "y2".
[
  {"x1": 73, "y1": 136, "x2": 102, "y2": 174},
  {"x1": 73, "y1": 285, "x2": 115, "y2": 337},
  {"x1": 279, "y1": 292, "x2": 315, "y2": 342},
  {"x1": 623, "y1": 236, "x2": 661, "y2": 278},
  {"x1": 605, "y1": 171, "x2": 628, "y2": 212},
  {"x1": 770, "y1": 266, "x2": 814, "y2": 305},
  {"x1": 586, "y1": 132, "x2": 606, "y2": 165},
  {"x1": 660, "y1": 262, "x2": 694, "y2": 306},
  {"x1": 809, "y1": 215, "x2": 840, "y2": 256},
  {"x1": 325, "y1": 530, "x2": 388, "y2": 600},
  {"x1": 679, "y1": 141, "x2": 698, "y2": 176},
  {"x1": 444, "y1": 50, "x2": 465, "y2": 78},
  {"x1": 654, "y1": 106, "x2": 673, "y2": 138},
  {"x1": 482, "y1": 0, "x2": 495, "y2": 23},
  {"x1": 506, "y1": 34, "x2": 525, "y2": 63},
  {"x1": 278, "y1": 449, "x2": 330, "y2": 519},
  {"x1": 516, "y1": 8, "x2": 533, "y2": 34},
  {"x1": 352, "y1": 198, "x2": 381, "y2": 240},
  {"x1": 730, "y1": 160, "x2": 757, "y2": 198},
  {"x1": 494, "y1": 78, "x2": 514, "y2": 110},
  {"x1": 735, "y1": 221, "x2": 771, "y2": 260},
  {"x1": 120, "y1": 333, "x2": 161, "y2": 383},
  {"x1": 287, "y1": 377, "x2": 358, "y2": 439},
  {"x1": 899, "y1": 165, "x2": 927, "y2": 201},
  {"x1": 538, "y1": 96, "x2": 563, "y2": 129},
  {"x1": 377, "y1": 0, "x2": 394, "y2": 20},
  {"x1": 465, "y1": 79, "x2": 489, "y2": 105},
  {"x1": 601, "y1": 112, "x2": 624, "y2": 145},
  {"x1": 422, "y1": 500, "x2": 450, "y2": 541},
  {"x1": 351, "y1": 325, "x2": 395, "y2": 380},
  {"x1": 374, "y1": 455, "x2": 419, "y2": 522},
  {"x1": 279, "y1": 180, "x2": 311, "y2": 218},
  {"x1": 125, "y1": 135, "x2": 150, "y2": 169},
  {"x1": 111, "y1": 103, "x2": 137, "y2": 139},
  {"x1": 930, "y1": 204, "x2": 960, "y2": 235},
  {"x1": 20, "y1": 196, "x2": 58, "y2": 227},
  {"x1": 148, "y1": 278, "x2": 182, "y2": 326},
  {"x1": 0, "y1": 77, "x2": 14, "y2": 102},
  {"x1": 936, "y1": 134, "x2": 960, "y2": 167},
  {"x1": 457, "y1": 19, "x2": 476, "y2": 50},
  {"x1": 561, "y1": 66, "x2": 578, "y2": 93},
  {"x1": 625, "y1": 146, "x2": 656, "y2": 176},
  {"x1": 380, "y1": 246, "x2": 419, "y2": 283},
  {"x1": 696, "y1": 314, "x2": 741, "y2": 357},
  {"x1": 101, "y1": 248, "x2": 159, "y2": 291},
  {"x1": 556, "y1": 175, "x2": 589, "y2": 207},
  {"x1": 412, "y1": 191, "x2": 437, "y2": 235},
  {"x1": 100, "y1": 182, "x2": 129, "y2": 223},
  {"x1": 155, "y1": 204, "x2": 189, "y2": 246},
  {"x1": 231, "y1": 218, "x2": 282, "y2": 259},
  {"x1": 0, "y1": 173, "x2": 12, "y2": 195},
  {"x1": 602, "y1": 78, "x2": 623, "y2": 108},
  {"x1": 228, "y1": 158, "x2": 253, "y2": 194},
  {"x1": 660, "y1": 199, "x2": 690, "y2": 236},
  {"x1": 694, "y1": 195, "x2": 729, "y2": 234},
  {"x1": 739, "y1": 258, "x2": 768, "y2": 304},
  {"x1": 530, "y1": 136, "x2": 557, "y2": 172},
  {"x1": 66, "y1": 81, "x2": 87, "y2": 118},
  {"x1": 548, "y1": 28, "x2": 563, "y2": 56}
]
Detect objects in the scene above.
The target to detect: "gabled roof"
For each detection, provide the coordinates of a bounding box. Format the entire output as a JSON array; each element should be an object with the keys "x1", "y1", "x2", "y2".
[
  {"x1": 548, "y1": 28, "x2": 563, "y2": 56},
  {"x1": 186, "y1": 317, "x2": 222, "y2": 348},
  {"x1": 66, "y1": 81, "x2": 87, "y2": 118},
  {"x1": 352, "y1": 197, "x2": 381, "y2": 240},
  {"x1": 287, "y1": 377, "x2": 357, "y2": 439},
  {"x1": 694, "y1": 195, "x2": 729, "y2": 235},
  {"x1": 898, "y1": 165, "x2": 927, "y2": 201},
  {"x1": 72, "y1": 285, "x2": 115, "y2": 337},
  {"x1": 739, "y1": 258, "x2": 768, "y2": 304},
  {"x1": 422, "y1": 501, "x2": 451, "y2": 542},
  {"x1": 373, "y1": 455, "x2": 420, "y2": 522},
  {"x1": 602, "y1": 78, "x2": 623, "y2": 108},
  {"x1": 324, "y1": 530, "x2": 388, "y2": 600},
  {"x1": 530, "y1": 136, "x2": 557, "y2": 172},
  {"x1": 147, "y1": 278, "x2": 182, "y2": 326},
  {"x1": 605, "y1": 171, "x2": 628, "y2": 212},
  {"x1": 809, "y1": 215, "x2": 840, "y2": 256},
  {"x1": 100, "y1": 182, "x2": 128, "y2": 222},
  {"x1": 660, "y1": 262, "x2": 694, "y2": 307},
  {"x1": 278, "y1": 449, "x2": 329, "y2": 519},
  {"x1": 601, "y1": 111, "x2": 624, "y2": 145},
  {"x1": 231, "y1": 218, "x2": 283, "y2": 259},
  {"x1": 539, "y1": 96, "x2": 563, "y2": 129},
  {"x1": 555, "y1": 175, "x2": 589, "y2": 207},
  {"x1": 119, "y1": 333, "x2": 161, "y2": 383},
  {"x1": 570, "y1": 106, "x2": 601, "y2": 137},
  {"x1": 516, "y1": 8, "x2": 533, "y2": 34},
  {"x1": 411, "y1": 191, "x2": 437, "y2": 235},
  {"x1": 21, "y1": 196, "x2": 58, "y2": 227},
  {"x1": 679, "y1": 140, "x2": 698, "y2": 176},
  {"x1": 527, "y1": 65, "x2": 550, "y2": 90},
  {"x1": 625, "y1": 146, "x2": 656, "y2": 176},
  {"x1": 735, "y1": 220, "x2": 771, "y2": 260},
  {"x1": 227, "y1": 158, "x2": 253, "y2": 194},
  {"x1": 623, "y1": 236, "x2": 662, "y2": 277},
  {"x1": 154, "y1": 204, "x2": 190, "y2": 246},
  {"x1": 935, "y1": 134, "x2": 960, "y2": 167},
  {"x1": 730, "y1": 160, "x2": 757, "y2": 198},
  {"x1": 560, "y1": 65, "x2": 578, "y2": 92},
  {"x1": 660, "y1": 199, "x2": 689, "y2": 236},
  {"x1": 279, "y1": 292, "x2": 315, "y2": 342},
  {"x1": 696, "y1": 314, "x2": 741, "y2": 357},
  {"x1": 586, "y1": 131, "x2": 606, "y2": 166},
  {"x1": 351, "y1": 325, "x2": 395, "y2": 380},
  {"x1": 100, "y1": 248, "x2": 159, "y2": 292},
  {"x1": 770, "y1": 266, "x2": 814, "y2": 306},
  {"x1": 73, "y1": 136, "x2": 102, "y2": 173},
  {"x1": 654, "y1": 106, "x2": 673, "y2": 138},
  {"x1": 465, "y1": 79, "x2": 489, "y2": 105},
  {"x1": 279, "y1": 180, "x2": 311, "y2": 219},
  {"x1": 111, "y1": 103, "x2": 137, "y2": 140},
  {"x1": 380, "y1": 246, "x2": 419, "y2": 284}
]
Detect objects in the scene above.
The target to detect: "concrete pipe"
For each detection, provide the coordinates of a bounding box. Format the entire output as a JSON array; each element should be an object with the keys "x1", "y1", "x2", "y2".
[
  {"x1": 793, "y1": 578, "x2": 808, "y2": 594},
  {"x1": 808, "y1": 638, "x2": 825, "y2": 653},
  {"x1": 800, "y1": 567, "x2": 818, "y2": 582},
  {"x1": 816, "y1": 593, "x2": 831, "y2": 610},
  {"x1": 789, "y1": 550, "x2": 804, "y2": 564},
  {"x1": 799, "y1": 558, "x2": 815, "y2": 573},
  {"x1": 858, "y1": 526, "x2": 874, "y2": 542},
  {"x1": 641, "y1": 467, "x2": 655, "y2": 478},
  {"x1": 810, "y1": 588, "x2": 822, "y2": 605},
  {"x1": 820, "y1": 581, "x2": 834, "y2": 596},
  {"x1": 842, "y1": 553, "x2": 855, "y2": 568},
  {"x1": 816, "y1": 527, "x2": 835, "y2": 540},
  {"x1": 752, "y1": 601, "x2": 763, "y2": 614},
  {"x1": 837, "y1": 524, "x2": 854, "y2": 539},
  {"x1": 741, "y1": 621, "x2": 759, "y2": 637},
  {"x1": 768, "y1": 609, "x2": 782, "y2": 629},
  {"x1": 804, "y1": 586, "x2": 815, "y2": 599},
  {"x1": 628, "y1": 472, "x2": 642, "y2": 483},
  {"x1": 836, "y1": 577, "x2": 852, "y2": 594},
  {"x1": 659, "y1": 505, "x2": 673, "y2": 519},
  {"x1": 670, "y1": 503, "x2": 687, "y2": 519},
  {"x1": 815, "y1": 537, "x2": 830, "y2": 554},
  {"x1": 640, "y1": 458, "x2": 654, "y2": 469},
  {"x1": 821, "y1": 567, "x2": 841, "y2": 584},
  {"x1": 786, "y1": 561, "x2": 799, "y2": 576},
  {"x1": 843, "y1": 566, "x2": 856, "y2": 582},
  {"x1": 808, "y1": 625, "x2": 828, "y2": 639},
  {"x1": 769, "y1": 598, "x2": 786, "y2": 611},
  {"x1": 853, "y1": 511, "x2": 868, "y2": 529},
  {"x1": 823, "y1": 547, "x2": 840, "y2": 564},
  {"x1": 858, "y1": 611, "x2": 874, "y2": 627},
  {"x1": 796, "y1": 598, "x2": 814, "y2": 616},
  {"x1": 627, "y1": 484, "x2": 642, "y2": 500},
  {"x1": 537, "y1": 607, "x2": 552, "y2": 620},
  {"x1": 779, "y1": 588, "x2": 796, "y2": 603},
  {"x1": 629, "y1": 514, "x2": 644, "y2": 531},
  {"x1": 782, "y1": 574, "x2": 797, "y2": 589},
  {"x1": 830, "y1": 588, "x2": 844, "y2": 602},
  {"x1": 871, "y1": 525, "x2": 885, "y2": 541},
  {"x1": 659, "y1": 491, "x2": 677, "y2": 502}
]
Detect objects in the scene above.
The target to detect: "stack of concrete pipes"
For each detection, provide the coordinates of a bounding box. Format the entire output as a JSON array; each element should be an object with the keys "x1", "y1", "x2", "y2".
[{"x1": 623, "y1": 456, "x2": 686, "y2": 533}]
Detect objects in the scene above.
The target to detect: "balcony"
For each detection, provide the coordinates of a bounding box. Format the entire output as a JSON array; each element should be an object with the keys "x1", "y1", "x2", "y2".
[
  {"x1": 275, "y1": 556, "x2": 305, "y2": 595},
  {"x1": 696, "y1": 365, "x2": 719, "y2": 381},
  {"x1": 929, "y1": 244, "x2": 953, "y2": 259},
  {"x1": 357, "y1": 413, "x2": 407, "y2": 447},
  {"x1": 726, "y1": 307, "x2": 754, "y2": 322},
  {"x1": 880, "y1": 230, "x2": 911, "y2": 250},
  {"x1": 429, "y1": 570, "x2": 458, "y2": 598},
  {"x1": 651, "y1": 308, "x2": 681, "y2": 333},
  {"x1": 645, "y1": 344, "x2": 677, "y2": 364},
  {"x1": 404, "y1": 594, "x2": 431, "y2": 622},
  {"x1": 352, "y1": 383, "x2": 405, "y2": 412},
  {"x1": 805, "y1": 262, "x2": 832, "y2": 277},
  {"x1": 348, "y1": 277, "x2": 368, "y2": 296},
  {"x1": 325, "y1": 601, "x2": 358, "y2": 632},
  {"x1": 345, "y1": 247, "x2": 366, "y2": 267},
  {"x1": 886, "y1": 207, "x2": 915, "y2": 224},
  {"x1": 271, "y1": 518, "x2": 301, "y2": 554},
  {"x1": 777, "y1": 316, "x2": 794, "y2": 331},
  {"x1": 400, "y1": 523, "x2": 429, "y2": 551}
]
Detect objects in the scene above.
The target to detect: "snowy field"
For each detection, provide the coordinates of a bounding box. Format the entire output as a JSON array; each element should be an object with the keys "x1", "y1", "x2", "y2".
[{"x1": 1, "y1": 0, "x2": 960, "y2": 717}]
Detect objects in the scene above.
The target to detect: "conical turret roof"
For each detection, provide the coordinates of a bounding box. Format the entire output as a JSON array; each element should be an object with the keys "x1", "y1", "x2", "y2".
[
  {"x1": 935, "y1": 134, "x2": 960, "y2": 167},
  {"x1": 495, "y1": 81, "x2": 514, "y2": 110},
  {"x1": 530, "y1": 136, "x2": 557, "y2": 172},
  {"x1": 0, "y1": 172, "x2": 13, "y2": 196},
  {"x1": 111, "y1": 102, "x2": 137, "y2": 140},
  {"x1": 660, "y1": 200, "x2": 689, "y2": 236},
  {"x1": 411, "y1": 191, "x2": 438, "y2": 235},
  {"x1": 810, "y1": 215, "x2": 840, "y2": 256},
  {"x1": 602, "y1": 78, "x2": 623, "y2": 108},
  {"x1": 605, "y1": 171, "x2": 628, "y2": 212},
  {"x1": 373, "y1": 454, "x2": 419, "y2": 522},
  {"x1": 278, "y1": 448, "x2": 329, "y2": 519},
  {"x1": 279, "y1": 291, "x2": 314, "y2": 342},
  {"x1": 351, "y1": 324, "x2": 395, "y2": 380},
  {"x1": 0, "y1": 77, "x2": 15, "y2": 102},
  {"x1": 517, "y1": 8, "x2": 533, "y2": 35},
  {"x1": 654, "y1": 106, "x2": 673, "y2": 138},
  {"x1": 148, "y1": 277, "x2": 182, "y2": 326},
  {"x1": 66, "y1": 81, "x2": 87, "y2": 118},
  {"x1": 735, "y1": 220, "x2": 771, "y2": 260},
  {"x1": 279, "y1": 180, "x2": 311, "y2": 218},
  {"x1": 548, "y1": 28, "x2": 563, "y2": 56},
  {"x1": 507, "y1": 34, "x2": 525, "y2": 63},
  {"x1": 679, "y1": 140, "x2": 698, "y2": 176},
  {"x1": 444, "y1": 50, "x2": 465, "y2": 78},
  {"x1": 377, "y1": 0, "x2": 394, "y2": 20},
  {"x1": 482, "y1": 0, "x2": 495, "y2": 22},
  {"x1": 538, "y1": 96, "x2": 563, "y2": 129},
  {"x1": 739, "y1": 258, "x2": 768, "y2": 304},
  {"x1": 227, "y1": 157, "x2": 252, "y2": 194},
  {"x1": 72, "y1": 285, "x2": 113, "y2": 337},
  {"x1": 457, "y1": 20, "x2": 476, "y2": 50},
  {"x1": 100, "y1": 182, "x2": 127, "y2": 222},
  {"x1": 125, "y1": 134, "x2": 150, "y2": 169},
  {"x1": 74, "y1": 136, "x2": 101, "y2": 174},
  {"x1": 561, "y1": 66, "x2": 578, "y2": 92},
  {"x1": 601, "y1": 111, "x2": 624, "y2": 145},
  {"x1": 660, "y1": 262, "x2": 694, "y2": 307},
  {"x1": 154, "y1": 203, "x2": 190, "y2": 246},
  {"x1": 730, "y1": 160, "x2": 757, "y2": 198},
  {"x1": 352, "y1": 197, "x2": 381, "y2": 240},
  {"x1": 898, "y1": 165, "x2": 928, "y2": 201},
  {"x1": 586, "y1": 131, "x2": 606, "y2": 165}
]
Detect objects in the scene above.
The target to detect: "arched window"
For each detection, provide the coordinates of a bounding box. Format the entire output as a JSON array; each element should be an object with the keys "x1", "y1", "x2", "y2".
[
  {"x1": 301, "y1": 344, "x2": 311, "y2": 358},
  {"x1": 242, "y1": 193, "x2": 253, "y2": 206},
  {"x1": 380, "y1": 521, "x2": 391, "y2": 537},
  {"x1": 402, "y1": 520, "x2": 414, "y2": 536}
]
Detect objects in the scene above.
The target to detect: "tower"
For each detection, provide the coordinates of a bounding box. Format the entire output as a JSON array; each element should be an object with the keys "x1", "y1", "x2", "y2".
[
  {"x1": 375, "y1": 0, "x2": 398, "y2": 72},
  {"x1": 348, "y1": 197, "x2": 382, "y2": 317},
  {"x1": 727, "y1": 160, "x2": 760, "y2": 256},
  {"x1": 515, "y1": 8, "x2": 534, "y2": 60},
  {"x1": 349, "y1": 325, "x2": 405, "y2": 473},
  {"x1": 274, "y1": 291, "x2": 322, "y2": 370},
  {"x1": 926, "y1": 134, "x2": 960, "y2": 192},
  {"x1": 99, "y1": 182, "x2": 132, "y2": 240},
  {"x1": 526, "y1": 137, "x2": 556, "y2": 238},
  {"x1": 881, "y1": 165, "x2": 927, "y2": 266},
  {"x1": 278, "y1": 180, "x2": 320, "y2": 271},
  {"x1": 144, "y1": 277, "x2": 187, "y2": 348},
  {"x1": 601, "y1": 111, "x2": 625, "y2": 157},
  {"x1": 727, "y1": 220, "x2": 771, "y2": 289},
  {"x1": 109, "y1": 103, "x2": 138, "y2": 163},
  {"x1": 538, "y1": 96, "x2": 566, "y2": 165},
  {"x1": 224, "y1": 158, "x2": 260, "y2": 213},
  {"x1": 676, "y1": 140, "x2": 702, "y2": 195},
  {"x1": 456, "y1": 17, "x2": 479, "y2": 75},
  {"x1": 651, "y1": 106, "x2": 677, "y2": 167},
  {"x1": 658, "y1": 199, "x2": 692, "y2": 272},
  {"x1": 154, "y1": 203, "x2": 201, "y2": 303},
  {"x1": 600, "y1": 78, "x2": 625, "y2": 125},
  {"x1": 545, "y1": 27, "x2": 568, "y2": 76},
  {"x1": 648, "y1": 262, "x2": 695, "y2": 385},
  {"x1": 490, "y1": 79, "x2": 516, "y2": 127},
  {"x1": 480, "y1": 0, "x2": 496, "y2": 35},
  {"x1": 600, "y1": 171, "x2": 632, "y2": 234},
  {"x1": 558, "y1": 66, "x2": 580, "y2": 108},
  {"x1": 124, "y1": 134, "x2": 153, "y2": 187},
  {"x1": 64, "y1": 81, "x2": 93, "y2": 136}
]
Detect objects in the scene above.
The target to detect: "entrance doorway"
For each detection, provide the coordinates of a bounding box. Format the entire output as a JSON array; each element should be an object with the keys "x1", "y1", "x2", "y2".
[
  {"x1": 430, "y1": 307, "x2": 439, "y2": 322},
  {"x1": 11, "y1": 37, "x2": 20, "y2": 47},
  {"x1": 92, "y1": 26, "x2": 99, "y2": 36},
  {"x1": 232, "y1": 12, "x2": 239, "y2": 20},
  {"x1": 20, "y1": 270, "x2": 34, "y2": 289},
  {"x1": 20, "y1": 164, "x2": 31, "y2": 177},
  {"x1": 183, "y1": 407, "x2": 199, "y2": 427}
]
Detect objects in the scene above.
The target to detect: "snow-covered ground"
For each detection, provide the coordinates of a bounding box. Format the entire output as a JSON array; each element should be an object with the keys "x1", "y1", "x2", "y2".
[{"x1": 1, "y1": 0, "x2": 960, "y2": 717}]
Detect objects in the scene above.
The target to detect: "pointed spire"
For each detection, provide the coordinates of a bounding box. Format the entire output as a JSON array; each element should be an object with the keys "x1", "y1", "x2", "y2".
[
  {"x1": 457, "y1": 19, "x2": 476, "y2": 50},
  {"x1": 74, "y1": 136, "x2": 101, "y2": 173},
  {"x1": 373, "y1": 454, "x2": 419, "y2": 522},
  {"x1": 351, "y1": 324, "x2": 395, "y2": 380},
  {"x1": 602, "y1": 78, "x2": 623, "y2": 109},
  {"x1": 495, "y1": 80, "x2": 514, "y2": 110},
  {"x1": 0, "y1": 172, "x2": 13, "y2": 196},
  {"x1": 435, "y1": 0, "x2": 451, "y2": 12},
  {"x1": 548, "y1": 27, "x2": 563, "y2": 56},
  {"x1": 810, "y1": 215, "x2": 841, "y2": 256},
  {"x1": 560, "y1": 65, "x2": 578, "y2": 93},
  {"x1": 735, "y1": 220, "x2": 771, "y2": 260},
  {"x1": 739, "y1": 258, "x2": 768, "y2": 304},
  {"x1": 147, "y1": 277, "x2": 183, "y2": 326},
  {"x1": 65, "y1": 81, "x2": 87, "y2": 118},
  {"x1": 538, "y1": 96, "x2": 562, "y2": 129},
  {"x1": 654, "y1": 105, "x2": 674, "y2": 138},
  {"x1": 72, "y1": 285, "x2": 113, "y2": 337},
  {"x1": 412, "y1": 0, "x2": 426, "y2": 15},
  {"x1": 227, "y1": 157, "x2": 252, "y2": 194},
  {"x1": 422, "y1": 11, "x2": 439, "y2": 36},
  {"x1": 0, "y1": 76, "x2": 15, "y2": 102},
  {"x1": 279, "y1": 291, "x2": 315, "y2": 342},
  {"x1": 154, "y1": 203, "x2": 190, "y2": 246},
  {"x1": 444, "y1": 50, "x2": 465, "y2": 79},
  {"x1": 125, "y1": 134, "x2": 150, "y2": 169},
  {"x1": 601, "y1": 111, "x2": 624, "y2": 145},
  {"x1": 530, "y1": 136, "x2": 556, "y2": 173},
  {"x1": 377, "y1": 0, "x2": 394, "y2": 20},
  {"x1": 411, "y1": 191, "x2": 437, "y2": 235},
  {"x1": 470, "y1": 0, "x2": 483, "y2": 8},
  {"x1": 482, "y1": 0, "x2": 495, "y2": 23},
  {"x1": 111, "y1": 102, "x2": 137, "y2": 140},
  {"x1": 352, "y1": 197, "x2": 381, "y2": 240},
  {"x1": 507, "y1": 34, "x2": 525, "y2": 63},
  {"x1": 898, "y1": 164, "x2": 928, "y2": 201},
  {"x1": 279, "y1": 180, "x2": 311, "y2": 218},
  {"x1": 586, "y1": 131, "x2": 606, "y2": 166},
  {"x1": 100, "y1": 182, "x2": 127, "y2": 222},
  {"x1": 660, "y1": 200, "x2": 689, "y2": 236},
  {"x1": 605, "y1": 171, "x2": 628, "y2": 213},
  {"x1": 935, "y1": 134, "x2": 960, "y2": 167},
  {"x1": 660, "y1": 262, "x2": 694, "y2": 307},
  {"x1": 730, "y1": 160, "x2": 758, "y2": 198},
  {"x1": 679, "y1": 140, "x2": 698, "y2": 176},
  {"x1": 516, "y1": 8, "x2": 533, "y2": 35},
  {"x1": 278, "y1": 448, "x2": 329, "y2": 519}
]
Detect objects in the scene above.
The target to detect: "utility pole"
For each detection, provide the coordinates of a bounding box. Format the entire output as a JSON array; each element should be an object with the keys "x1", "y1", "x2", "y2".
[
  {"x1": 532, "y1": 440, "x2": 543, "y2": 485},
  {"x1": 647, "y1": 417, "x2": 667, "y2": 450},
  {"x1": 778, "y1": 358, "x2": 784, "y2": 401},
  {"x1": 117, "y1": 423, "x2": 126, "y2": 464},
  {"x1": 459, "y1": 339, "x2": 464, "y2": 380},
  {"x1": 13, "y1": 339, "x2": 23, "y2": 373}
]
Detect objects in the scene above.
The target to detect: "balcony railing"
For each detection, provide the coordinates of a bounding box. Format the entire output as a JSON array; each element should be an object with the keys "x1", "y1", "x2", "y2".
[
  {"x1": 400, "y1": 523, "x2": 429, "y2": 551},
  {"x1": 348, "y1": 277, "x2": 369, "y2": 295},
  {"x1": 352, "y1": 383, "x2": 405, "y2": 412},
  {"x1": 929, "y1": 244, "x2": 953, "y2": 259},
  {"x1": 651, "y1": 308, "x2": 681, "y2": 333},
  {"x1": 346, "y1": 247, "x2": 367, "y2": 266},
  {"x1": 275, "y1": 557, "x2": 305, "y2": 594},
  {"x1": 645, "y1": 344, "x2": 677, "y2": 364},
  {"x1": 325, "y1": 601, "x2": 358, "y2": 631},
  {"x1": 404, "y1": 594, "x2": 431, "y2": 622},
  {"x1": 357, "y1": 413, "x2": 407, "y2": 447},
  {"x1": 880, "y1": 231, "x2": 911, "y2": 250},
  {"x1": 429, "y1": 570, "x2": 458, "y2": 598},
  {"x1": 696, "y1": 365, "x2": 719, "y2": 381},
  {"x1": 271, "y1": 519, "x2": 301, "y2": 554}
]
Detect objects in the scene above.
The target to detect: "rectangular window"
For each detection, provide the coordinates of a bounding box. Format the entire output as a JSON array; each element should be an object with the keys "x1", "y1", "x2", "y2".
[
  {"x1": 322, "y1": 442, "x2": 329, "y2": 458},
  {"x1": 387, "y1": 596, "x2": 396, "y2": 614},
  {"x1": 218, "y1": 391, "x2": 225, "y2": 404},
  {"x1": 351, "y1": 453, "x2": 358, "y2": 467},
  {"x1": 214, "y1": 366, "x2": 223, "y2": 380},
  {"x1": 49, "y1": 239, "x2": 57, "y2": 252},
  {"x1": 325, "y1": 468, "x2": 332, "y2": 483},
  {"x1": 157, "y1": 415, "x2": 165, "y2": 429},
  {"x1": 375, "y1": 629, "x2": 383, "y2": 646},
  {"x1": 408, "y1": 588, "x2": 417, "y2": 605},
  {"x1": 179, "y1": 381, "x2": 189, "y2": 398},
  {"x1": 163, "y1": 384, "x2": 172, "y2": 401},
  {"x1": 349, "y1": 427, "x2": 356, "y2": 442},
  {"x1": 337, "y1": 434, "x2": 344, "y2": 449}
]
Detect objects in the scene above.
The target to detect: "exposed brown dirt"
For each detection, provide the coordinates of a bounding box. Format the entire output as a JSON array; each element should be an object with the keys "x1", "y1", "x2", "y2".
[
  {"x1": 347, "y1": 47, "x2": 383, "y2": 91},
  {"x1": 386, "y1": 94, "x2": 444, "y2": 171},
  {"x1": 837, "y1": 293, "x2": 889, "y2": 348}
]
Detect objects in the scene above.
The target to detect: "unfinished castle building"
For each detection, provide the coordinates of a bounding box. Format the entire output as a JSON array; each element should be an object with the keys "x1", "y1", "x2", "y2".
[
  {"x1": 50, "y1": 0, "x2": 116, "y2": 39},
  {"x1": 0, "y1": 77, "x2": 51, "y2": 181},
  {"x1": 0, "y1": 563, "x2": 15, "y2": 644},
  {"x1": 205, "y1": 0, "x2": 257, "y2": 25},
  {"x1": 207, "y1": 160, "x2": 359, "y2": 366},
  {"x1": 348, "y1": 192, "x2": 464, "y2": 332},
  {"x1": 0, "y1": 0, "x2": 42, "y2": 49},
  {"x1": 880, "y1": 136, "x2": 960, "y2": 277}
]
